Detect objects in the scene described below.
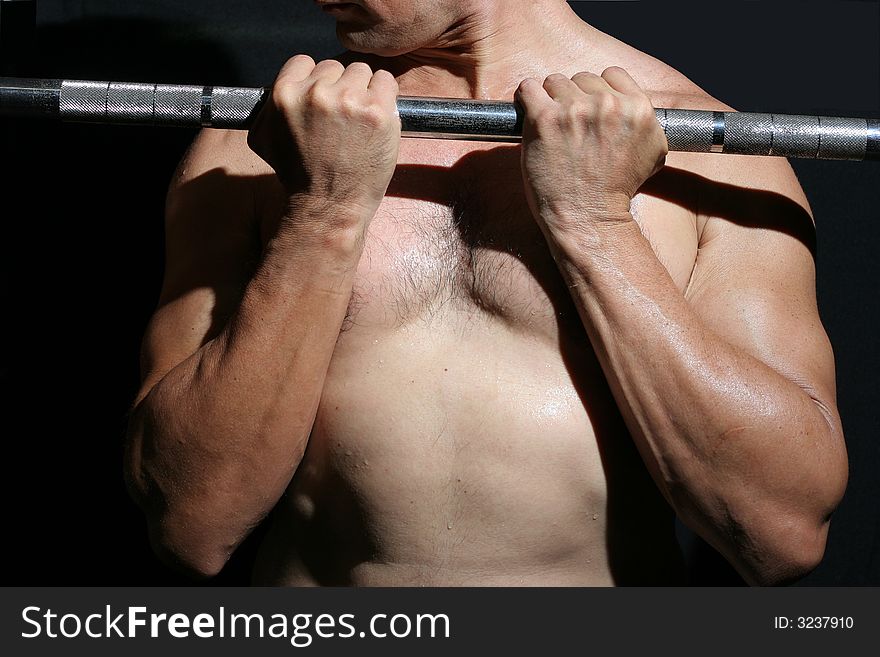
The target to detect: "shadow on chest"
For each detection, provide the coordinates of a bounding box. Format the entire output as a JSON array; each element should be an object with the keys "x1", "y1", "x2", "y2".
[{"x1": 350, "y1": 144, "x2": 573, "y2": 331}]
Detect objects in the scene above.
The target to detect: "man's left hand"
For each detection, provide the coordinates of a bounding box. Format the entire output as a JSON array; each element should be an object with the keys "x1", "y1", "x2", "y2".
[{"x1": 515, "y1": 67, "x2": 668, "y2": 236}]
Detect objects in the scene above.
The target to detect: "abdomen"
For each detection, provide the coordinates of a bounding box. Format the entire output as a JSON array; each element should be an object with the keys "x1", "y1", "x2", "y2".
[{"x1": 252, "y1": 323, "x2": 684, "y2": 585}]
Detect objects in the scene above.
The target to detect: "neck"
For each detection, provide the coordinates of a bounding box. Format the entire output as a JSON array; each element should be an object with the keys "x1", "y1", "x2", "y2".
[{"x1": 373, "y1": 1, "x2": 596, "y2": 100}]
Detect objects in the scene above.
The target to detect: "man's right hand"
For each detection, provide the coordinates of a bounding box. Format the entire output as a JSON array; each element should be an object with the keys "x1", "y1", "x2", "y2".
[{"x1": 247, "y1": 54, "x2": 401, "y2": 227}]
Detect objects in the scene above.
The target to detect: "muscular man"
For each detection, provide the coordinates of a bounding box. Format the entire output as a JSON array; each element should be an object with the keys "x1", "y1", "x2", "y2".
[{"x1": 124, "y1": 0, "x2": 848, "y2": 585}]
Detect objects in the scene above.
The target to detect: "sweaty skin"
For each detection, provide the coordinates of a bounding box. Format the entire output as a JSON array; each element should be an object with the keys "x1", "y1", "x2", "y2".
[{"x1": 124, "y1": 0, "x2": 848, "y2": 586}]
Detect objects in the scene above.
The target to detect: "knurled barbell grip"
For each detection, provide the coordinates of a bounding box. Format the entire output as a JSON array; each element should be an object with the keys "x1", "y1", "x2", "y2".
[
  {"x1": 57, "y1": 80, "x2": 267, "y2": 129},
  {"x1": 656, "y1": 108, "x2": 879, "y2": 161}
]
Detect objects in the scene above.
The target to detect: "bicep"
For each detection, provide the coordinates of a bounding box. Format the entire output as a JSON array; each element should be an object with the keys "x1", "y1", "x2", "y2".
[
  {"x1": 137, "y1": 130, "x2": 263, "y2": 400},
  {"x1": 684, "y1": 158, "x2": 838, "y2": 414}
]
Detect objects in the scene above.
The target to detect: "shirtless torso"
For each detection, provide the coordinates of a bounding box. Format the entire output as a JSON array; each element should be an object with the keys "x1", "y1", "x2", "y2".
[
  {"x1": 125, "y1": 1, "x2": 847, "y2": 586},
  {"x1": 253, "y1": 137, "x2": 690, "y2": 586}
]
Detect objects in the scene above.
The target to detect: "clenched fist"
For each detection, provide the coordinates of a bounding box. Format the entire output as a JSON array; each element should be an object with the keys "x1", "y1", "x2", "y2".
[
  {"x1": 248, "y1": 55, "x2": 401, "y2": 227},
  {"x1": 515, "y1": 67, "x2": 667, "y2": 234}
]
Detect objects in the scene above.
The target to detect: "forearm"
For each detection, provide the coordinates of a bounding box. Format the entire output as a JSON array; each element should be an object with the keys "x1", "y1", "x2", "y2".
[
  {"x1": 546, "y1": 217, "x2": 843, "y2": 583},
  {"x1": 126, "y1": 207, "x2": 365, "y2": 573}
]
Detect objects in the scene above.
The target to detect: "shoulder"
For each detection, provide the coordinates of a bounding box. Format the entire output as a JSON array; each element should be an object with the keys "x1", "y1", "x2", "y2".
[
  {"x1": 585, "y1": 32, "x2": 720, "y2": 108},
  {"x1": 166, "y1": 129, "x2": 278, "y2": 225},
  {"x1": 626, "y1": 53, "x2": 810, "y2": 218},
  {"x1": 171, "y1": 128, "x2": 272, "y2": 189},
  {"x1": 594, "y1": 44, "x2": 813, "y2": 241}
]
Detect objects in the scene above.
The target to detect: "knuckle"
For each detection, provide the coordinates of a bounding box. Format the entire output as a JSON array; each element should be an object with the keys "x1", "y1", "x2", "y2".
[
  {"x1": 372, "y1": 71, "x2": 400, "y2": 96},
  {"x1": 289, "y1": 54, "x2": 315, "y2": 67},
  {"x1": 628, "y1": 99, "x2": 656, "y2": 125},
  {"x1": 271, "y1": 82, "x2": 300, "y2": 108},
  {"x1": 638, "y1": 96, "x2": 656, "y2": 115},
  {"x1": 571, "y1": 72, "x2": 600, "y2": 92},
  {"x1": 361, "y1": 102, "x2": 390, "y2": 127},
  {"x1": 307, "y1": 84, "x2": 335, "y2": 111},
  {"x1": 543, "y1": 73, "x2": 568, "y2": 87},
  {"x1": 338, "y1": 91, "x2": 362, "y2": 117},
  {"x1": 558, "y1": 99, "x2": 586, "y2": 122},
  {"x1": 315, "y1": 58, "x2": 345, "y2": 74},
  {"x1": 347, "y1": 61, "x2": 373, "y2": 75},
  {"x1": 571, "y1": 71, "x2": 596, "y2": 82},
  {"x1": 640, "y1": 106, "x2": 659, "y2": 128},
  {"x1": 597, "y1": 93, "x2": 620, "y2": 114},
  {"x1": 372, "y1": 68, "x2": 395, "y2": 83},
  {"x1": 516, "y1": 77, "x2": 540, "y2": 99},
  {"x1": 560, "y1": 106, "x2": 580, "y2": 128}
]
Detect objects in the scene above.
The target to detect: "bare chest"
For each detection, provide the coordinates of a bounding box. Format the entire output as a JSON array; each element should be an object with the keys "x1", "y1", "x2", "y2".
[
  {"x1": 262, "y1": 142, "x2": 699, "y2": 339},
  {"x1": 342, "y1": 143, "x2": 547, "y2": 334},
  {"x1": 351, "y1": 142, "x2": 698, "y2": 336}
]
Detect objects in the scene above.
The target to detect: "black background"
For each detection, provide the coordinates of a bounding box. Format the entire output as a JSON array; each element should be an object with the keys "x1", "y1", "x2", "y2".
[{"x1": 2, "y1": 1, "x2": 878, "y2": 586}]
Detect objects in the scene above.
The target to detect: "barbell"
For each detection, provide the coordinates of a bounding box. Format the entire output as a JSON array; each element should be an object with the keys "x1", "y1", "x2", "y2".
[{"x1": 1, "y1": 76, "x2": 879, "y2": 161}]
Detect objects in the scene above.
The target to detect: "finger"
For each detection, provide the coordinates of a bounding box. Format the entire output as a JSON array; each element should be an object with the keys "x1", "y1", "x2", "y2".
[
  {"x1": 571, "y1": 70, "x2": 614, "y2": 95},
  {"x1": 338, "y1": 61, "x2": 374, "y2": 89},
  {"x1": 276, "y1": 54, "x2": 316, "y2": 84},
  {"x1": 542, "y1": 73, "x2": 581, "y2": 102},
  {"x1": 310, "y1": 59, "x2": 346, "y2": 85},
  {"x1": 600, "y1": 66, "x2": 644, "y2": 96},
  {"x1": 367, "y1": 69, "x2": 399, "y2": 99},
  {"x1": 515, "y1": 77, "x2": 550, "y2": 110}
]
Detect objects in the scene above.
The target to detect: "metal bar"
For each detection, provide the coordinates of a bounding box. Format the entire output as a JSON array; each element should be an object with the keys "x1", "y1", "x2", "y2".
[{"x1": 1, "y1": 77, "x2": 878, "y2": 161}]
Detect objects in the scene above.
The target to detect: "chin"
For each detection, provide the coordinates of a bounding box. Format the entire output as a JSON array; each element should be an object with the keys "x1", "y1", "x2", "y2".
[{"x1": 336, "y1": 27, "x2": 414, "y2": 57}]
